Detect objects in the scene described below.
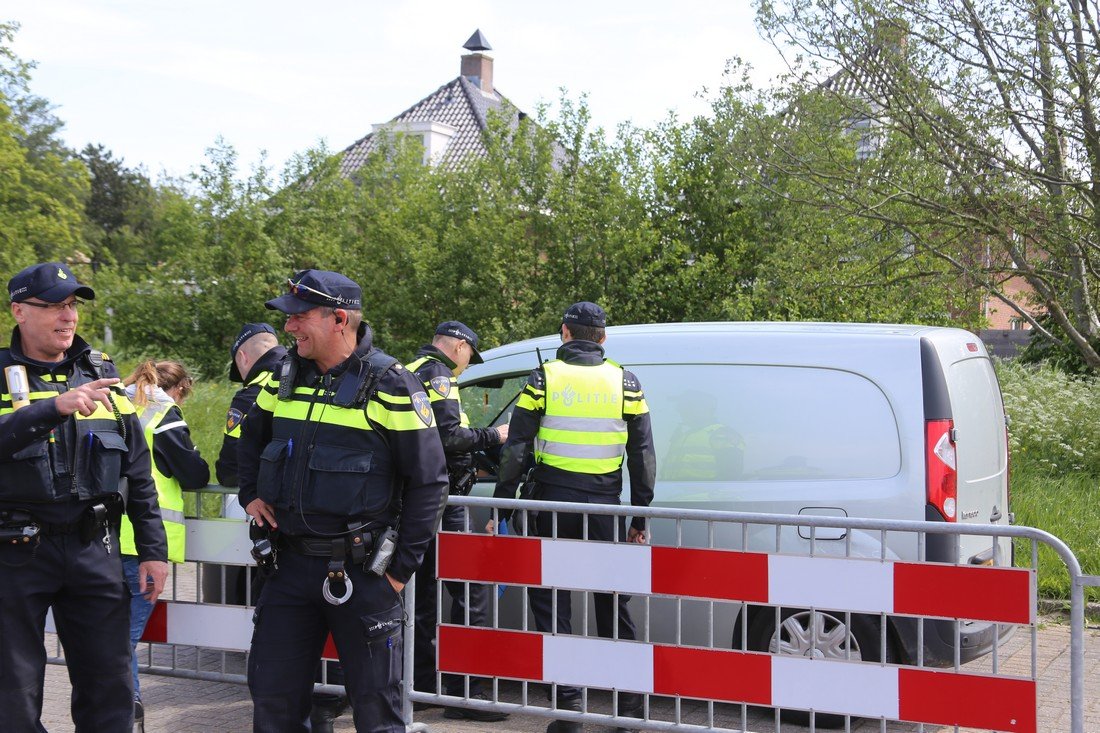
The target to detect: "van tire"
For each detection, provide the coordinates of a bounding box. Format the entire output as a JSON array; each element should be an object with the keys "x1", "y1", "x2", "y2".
[{"x1": 746, "y1": 607, "x2": 893, "y2": 729}]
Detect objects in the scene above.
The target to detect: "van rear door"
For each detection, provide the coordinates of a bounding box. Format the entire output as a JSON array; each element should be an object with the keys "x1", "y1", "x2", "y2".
[{"x1": 924, "y1": 334, "x2": 1011, "y2": 567}]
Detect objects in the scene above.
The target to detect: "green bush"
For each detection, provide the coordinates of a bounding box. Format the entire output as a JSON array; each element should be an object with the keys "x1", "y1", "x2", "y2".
[{"x1": 996, "y1": 360, "x2": 1100, "y2": 475}]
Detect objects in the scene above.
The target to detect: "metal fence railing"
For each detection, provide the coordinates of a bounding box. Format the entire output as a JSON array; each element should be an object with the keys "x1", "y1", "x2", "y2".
[{"x1": 44, "y1": 488, "x2": 1098, "y2": 733}]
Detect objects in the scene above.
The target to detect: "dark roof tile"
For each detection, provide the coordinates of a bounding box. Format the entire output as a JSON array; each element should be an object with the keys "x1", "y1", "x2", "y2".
[{"x1": 339, "y1": 75, "x2": 524, "y2": 177}]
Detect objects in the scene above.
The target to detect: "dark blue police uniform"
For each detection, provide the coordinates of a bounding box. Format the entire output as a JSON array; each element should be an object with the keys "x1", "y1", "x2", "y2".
[
  {"x1": 0, "y1": 262, "x2": 168, "y2": 732},
  {"x1": 407, "y1": 323, "x2": 506, "y2": 720},
  {"x1": 494, "y1": 302, "x2": 656, "y2": 733},
  {"x1": 237, "y1": 270, "x2": 448, "y2": 733}
]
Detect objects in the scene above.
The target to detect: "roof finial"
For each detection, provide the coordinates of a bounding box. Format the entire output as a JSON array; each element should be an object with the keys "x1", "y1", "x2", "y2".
[{"x1": 463, "y1": 29, "x2": 492, "y2": 52}]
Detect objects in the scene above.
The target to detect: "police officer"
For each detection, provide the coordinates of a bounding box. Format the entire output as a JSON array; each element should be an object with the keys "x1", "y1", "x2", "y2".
[
  {"x1": 407, "y1": 321, "x2": 508, "y2": 722},
  {"x1": 215, "y1": 322, "x2": 286, "y2": 488},
  {"x1": 488, "y1": 302, "x2": 655, "y2": 733},
  {"x1": 215, "y1": 323, "x2": 349, "y2": 731},
  {"x1": 0, "y1": 262, "x2": 169, "y2": 732},
  {"x1": 237, "y1": 269, "x2": 448, "y2": 733}
]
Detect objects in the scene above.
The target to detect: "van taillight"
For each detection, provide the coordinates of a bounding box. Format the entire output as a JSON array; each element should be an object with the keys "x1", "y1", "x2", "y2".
[{"x1": 926, "y1": 419, "x2": 957, "y2": 521}]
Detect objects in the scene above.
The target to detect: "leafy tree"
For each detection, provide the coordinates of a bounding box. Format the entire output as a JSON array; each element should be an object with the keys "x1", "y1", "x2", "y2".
[
  {"x1": 103, "y1": 140, "x2": 288, "y2": 375},
  {"x1": 0, "y1": 22, "x2": 89, "y2": 334},
  {"x1": 81, "y1": 144, "x2": 161, "y2": 268},
  {"x1": 755, "y1": 0, "x2": 1100, "y2": 369},
  {"x1": 637, "y1": 61, "x2": 976, "y2": 328}
]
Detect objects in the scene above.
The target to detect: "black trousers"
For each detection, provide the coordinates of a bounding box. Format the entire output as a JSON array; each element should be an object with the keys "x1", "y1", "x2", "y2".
[
  {"x1": 528, "y1": 485, "x2": 637, "y2": 703},
  {"x1": 0, "y1": 531, "x2": 133, "y2": 732},
  {"x1": 412, "y1": 504, "x2": 491, "y2": 695},
  {"x1": 248, "y1": 548, "x2": 404, "y2": 733}
]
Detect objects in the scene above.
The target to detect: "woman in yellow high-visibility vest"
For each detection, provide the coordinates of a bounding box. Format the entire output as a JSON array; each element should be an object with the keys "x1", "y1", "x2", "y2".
[{"x1": 120, "y1": 360, "x2": 209, "y2": 730}]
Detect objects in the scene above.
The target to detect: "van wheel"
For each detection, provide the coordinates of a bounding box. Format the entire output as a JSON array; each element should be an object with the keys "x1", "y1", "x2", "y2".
[{"x1": 746, "y1": 608, "x2": 891, "y2": 729}]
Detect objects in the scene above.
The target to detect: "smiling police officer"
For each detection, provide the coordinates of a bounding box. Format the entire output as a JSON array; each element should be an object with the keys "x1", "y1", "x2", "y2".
[
  {"x1": 0, "y1": 262, "x2": 168, "y2": 732},
  {"x1": 237, "y1": 269, "x2": 448, "y2": 733}
]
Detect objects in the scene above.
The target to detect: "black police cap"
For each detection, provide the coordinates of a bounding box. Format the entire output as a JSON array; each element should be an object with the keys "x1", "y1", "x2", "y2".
[
  {"x1": 229, "y1": 322, "x2": 278, "y2": 382},
  {"x1": 435, "y1": 320, "x2": 484, "y2": 364},
  {"x1": 266, "y1": 269, "x2": 362, "y2": 314},
  {"x1": 8, "y1": 262, "x2": 95, "y2": 303},
  {"x1": 562, "y1": 301, "x2": 607, "y2": 328}
]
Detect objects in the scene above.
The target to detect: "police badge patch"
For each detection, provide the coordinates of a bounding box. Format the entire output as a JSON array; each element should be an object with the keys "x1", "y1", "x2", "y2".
[
  {"x1": 430, "y1": 376, "x2": 451, "y2": 398},
  {"x1": 226, "y1": 408, "x2": 244, "y2": 433},
  {"x1": 412, "y1": 392, "x2": 433, "y2": 426}
]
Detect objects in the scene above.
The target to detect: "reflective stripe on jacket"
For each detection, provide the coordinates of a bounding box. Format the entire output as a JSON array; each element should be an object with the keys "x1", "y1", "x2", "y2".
[
  {"x1": 120, "y1": 402, "x2": 187, "y2": 563},
  {"x1": 534, "y1": 359, "x2": 627, "y2": 475}
]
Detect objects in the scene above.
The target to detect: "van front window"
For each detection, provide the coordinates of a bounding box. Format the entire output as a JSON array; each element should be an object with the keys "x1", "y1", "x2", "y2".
[{"x1": 461, "y1": 375, "x2": 530, "y2": 431}]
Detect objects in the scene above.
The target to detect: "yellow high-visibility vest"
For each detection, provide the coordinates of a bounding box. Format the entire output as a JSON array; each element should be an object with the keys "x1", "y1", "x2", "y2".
[
  {"x1": 534, "y1": 360, "x2": 627, "y2": 475},
  {"x1": 120, "y1": 402, "x2": 187, "y2": 563}
]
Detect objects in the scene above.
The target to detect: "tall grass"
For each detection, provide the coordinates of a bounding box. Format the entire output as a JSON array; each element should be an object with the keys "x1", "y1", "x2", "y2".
[
  {"x1": 1010, "y1": 468, "x2": 1100, "y2": 602},
  {"x1": 993, "y1": 361, "x2": 1100, "y2": 600}
]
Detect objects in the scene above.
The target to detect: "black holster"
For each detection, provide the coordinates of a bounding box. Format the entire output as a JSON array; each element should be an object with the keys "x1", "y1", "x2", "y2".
[
  {"x1": 79, "y1": 503, "x2": 108, "y2": 543},
  {"x1": 249, "y1": 520, "x2": 278, "y2": 577},
  {"x1": 448, "y1": 465, "x2": 479, "y2": 496}
]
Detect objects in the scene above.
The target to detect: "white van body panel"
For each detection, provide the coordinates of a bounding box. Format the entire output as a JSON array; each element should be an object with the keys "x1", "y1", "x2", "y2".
[{"x1": 457, "y1": 323, "x2": 1012, "y2": 656}]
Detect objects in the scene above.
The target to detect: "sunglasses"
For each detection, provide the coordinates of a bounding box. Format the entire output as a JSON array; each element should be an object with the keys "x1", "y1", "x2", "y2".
[
  {"x1": 287, "y1": 278, "x2": 350, "y2": 306},
  {"x1": 21, "y1": 298, "x2": 85, "y2": 312}
]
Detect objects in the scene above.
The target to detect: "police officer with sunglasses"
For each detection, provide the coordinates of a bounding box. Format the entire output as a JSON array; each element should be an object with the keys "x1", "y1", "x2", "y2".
[{"x1": 237, "y1": 269, "x2": 448, "y2": 732}]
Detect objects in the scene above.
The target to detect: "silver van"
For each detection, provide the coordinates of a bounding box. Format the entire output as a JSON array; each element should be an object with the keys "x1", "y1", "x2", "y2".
[{"x1": 457, "y1": 322, "x2": 1012, "y2": 675}]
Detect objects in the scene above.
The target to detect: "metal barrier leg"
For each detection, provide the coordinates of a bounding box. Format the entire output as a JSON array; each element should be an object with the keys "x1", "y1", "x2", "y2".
[{"x1": 404, "y1": 572, "x2": 430, "y2": 733}]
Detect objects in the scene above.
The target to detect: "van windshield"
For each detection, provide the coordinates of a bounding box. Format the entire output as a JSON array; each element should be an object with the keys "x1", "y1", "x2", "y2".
[{"x1": 461, "y1": 375, "x2": 529, "y2": 430}]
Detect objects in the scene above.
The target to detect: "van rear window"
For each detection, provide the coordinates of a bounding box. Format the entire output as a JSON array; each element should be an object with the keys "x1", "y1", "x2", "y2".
[
  {"x1": 947, "y1": 358, "x2": 1007, "y2": 478},
  {"x1": 637, "y1": 364, "x2": 901, "y2": 482}
]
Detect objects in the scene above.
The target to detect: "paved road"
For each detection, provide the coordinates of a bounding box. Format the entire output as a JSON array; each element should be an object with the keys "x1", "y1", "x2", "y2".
[{"x1": 39, "y1": 614, "x2": 1100, "y2": 733}]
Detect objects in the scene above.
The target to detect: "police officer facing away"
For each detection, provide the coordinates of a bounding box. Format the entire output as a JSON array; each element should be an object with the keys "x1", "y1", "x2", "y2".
[
  {"x1": 488, "y1": 302, "x2": 656, "y2": 733},
  {"x1": 0, "y1": 262, "x2": 169, "y2": 732},
  {"x1": 237, "y1": 269, "x2": 449, "y2": 733},
  {"x1": 407, "y1": 322, "x2": 509, "y2": 722},
  {"x1": 215, "y1": 322, "x2": 287, "y2": 488}
]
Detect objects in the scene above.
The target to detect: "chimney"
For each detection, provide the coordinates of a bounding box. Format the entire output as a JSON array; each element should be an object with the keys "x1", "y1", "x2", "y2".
[{"x1": 461, "y1": 29, "x2": 494, "y2": 94}]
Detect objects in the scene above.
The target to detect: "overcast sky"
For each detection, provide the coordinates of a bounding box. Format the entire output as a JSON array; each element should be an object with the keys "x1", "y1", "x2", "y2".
[{"x1": 5, "y1": 1, "x2": 785, "y2": 181}]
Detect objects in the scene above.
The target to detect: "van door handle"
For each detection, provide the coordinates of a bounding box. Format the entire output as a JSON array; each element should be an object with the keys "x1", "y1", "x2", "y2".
[{"x1": 989, "y1": 505, "x2": 1002, "y2": 522}]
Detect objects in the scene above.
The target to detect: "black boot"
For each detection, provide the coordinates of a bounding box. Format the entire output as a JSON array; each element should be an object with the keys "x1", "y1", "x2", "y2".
[
  {"x1": 133, "y1": 700, "x2": 145, "y2": 733},
  {"x1": 612, "y1": 692, "x2": 643, "y2": 732},
  {"x1": 546, "y1": 696, "x2": 582, "y2": 732},
  {"x1": 309, "y1": 695, "x2": 349, "y2": 733}
]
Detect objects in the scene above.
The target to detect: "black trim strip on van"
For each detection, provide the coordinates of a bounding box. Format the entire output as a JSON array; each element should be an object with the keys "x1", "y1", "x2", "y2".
[
  {"x1": 920, "y1": 337, "x2": 955, "y2": 562},
  {"x1": 919, "y1": 338, "x2": 952, "y2": 421}
]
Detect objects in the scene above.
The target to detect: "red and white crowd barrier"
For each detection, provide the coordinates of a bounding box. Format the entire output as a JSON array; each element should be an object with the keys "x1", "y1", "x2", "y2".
[
  {"x1": 436, "y1": 531, "x2": 1036, "y2": 733},
  {"x1": 437, "y1": 532, "x2": 1033, "y2": 625}
]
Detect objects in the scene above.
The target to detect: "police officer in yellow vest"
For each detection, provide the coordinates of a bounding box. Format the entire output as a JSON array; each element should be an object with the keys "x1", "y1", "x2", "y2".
[
  {"x1": 118, "y1": 359, "x2": 209, "y2": 730},
  {"x1": 490, "y1": 302, "x2": 656, "y2": 733},
  {"x1": 0, "y1": 262, "x2": 168, "y2": 732},
  {"x1": 237, "y1": 269, "x2": 448, "y2": 733}
]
